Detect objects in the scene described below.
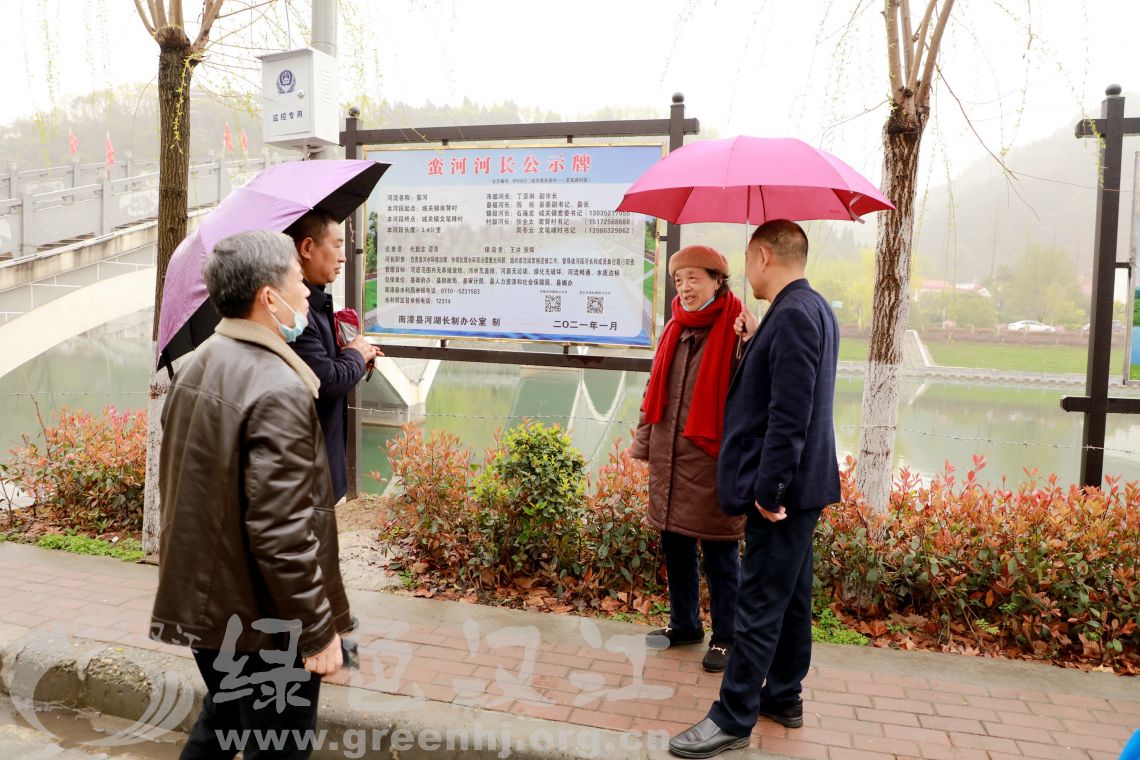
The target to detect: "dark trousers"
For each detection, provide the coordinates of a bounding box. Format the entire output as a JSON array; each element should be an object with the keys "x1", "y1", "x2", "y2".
[
  {"x1": 181, "y1": 648, "x2": 321, "y2": 760},
  {"x1": 662, "y1": 529, "x2": 741, "y2": 644},
  {"x1": 708, "y1": 507, "x2": 821, "y2": 737}
]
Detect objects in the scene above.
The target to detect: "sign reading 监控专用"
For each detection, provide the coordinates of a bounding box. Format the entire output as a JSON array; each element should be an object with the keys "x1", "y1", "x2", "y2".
[{"x1": 362, "y1": 144, "x2": 662, "y2": 348}]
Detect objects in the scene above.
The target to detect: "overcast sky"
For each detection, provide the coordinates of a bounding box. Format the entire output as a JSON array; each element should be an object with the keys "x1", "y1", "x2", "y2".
[{"x1": 3, "y1": 0, "x2": 1139, "y2": 187}]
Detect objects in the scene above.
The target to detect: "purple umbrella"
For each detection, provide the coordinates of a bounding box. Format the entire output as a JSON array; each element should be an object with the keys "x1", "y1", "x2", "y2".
[{"x1": 156, "y1": 159, "x2": 389, "y2": 370}]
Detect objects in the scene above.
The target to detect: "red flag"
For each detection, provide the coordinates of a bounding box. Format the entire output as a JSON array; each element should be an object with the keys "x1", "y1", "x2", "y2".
[
  {"x1": 104, "y1": 132, "x2": 115, "y2": 167},
  {"x1": 240, "y1": 127, "x2": 248, "y2": 156},
  {"x1": 223, "y1": 122, "x2": 234, "y2": 153},
  {"x1": 68, "y1": 129, "x2": 78, "y2": 156}
]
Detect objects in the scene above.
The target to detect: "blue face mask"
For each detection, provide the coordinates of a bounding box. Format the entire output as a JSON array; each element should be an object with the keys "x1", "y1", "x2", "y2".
[
  {"x1": 269, "y1": 290, "x2": 308, "y2": 343},
  {"x1": 682, "y1": 295, "x2": 717, "y2": 313}
]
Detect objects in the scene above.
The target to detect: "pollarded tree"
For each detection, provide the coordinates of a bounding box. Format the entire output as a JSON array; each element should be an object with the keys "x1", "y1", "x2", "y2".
[
  {"x1": 857, "y1": 0, "x2": 957, "y2": 513},
  {"x1": 134, "y1": 0, "x2": 227, "y2": 556},
  {"x1": 133, "y1": 0, "x2": 304, "y2": 556}
]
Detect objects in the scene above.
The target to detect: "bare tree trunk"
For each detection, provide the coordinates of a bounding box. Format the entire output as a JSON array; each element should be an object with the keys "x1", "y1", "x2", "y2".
[
  {"x1": 152, "y1": 31, "x2": 194, "y2": 336},
  {"x1": 142, "y1": 367, "x2": 169, "y2": 557},
  {"x1": 856, "y1": 99, "x2": 928, "y2": 514},
  {"x1": 143, "y1": 29, "x2": 197, "y2": 558}
]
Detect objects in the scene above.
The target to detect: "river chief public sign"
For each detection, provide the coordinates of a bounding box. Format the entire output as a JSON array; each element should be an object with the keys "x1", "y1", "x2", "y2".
[{"x1": 362, "y1": 144, "x2": 662, "y2": 348}]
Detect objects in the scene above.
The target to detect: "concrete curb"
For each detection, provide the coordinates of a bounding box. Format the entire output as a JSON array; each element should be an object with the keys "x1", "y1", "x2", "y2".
[{"x1": 0, "y1": 622, "x2": 784, "y2": 760}]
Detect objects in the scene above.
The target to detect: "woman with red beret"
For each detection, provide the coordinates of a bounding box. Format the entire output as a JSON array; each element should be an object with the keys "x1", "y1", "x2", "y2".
[{"x1": 630, "y1": 244, "x2": 746, "y2": 673}]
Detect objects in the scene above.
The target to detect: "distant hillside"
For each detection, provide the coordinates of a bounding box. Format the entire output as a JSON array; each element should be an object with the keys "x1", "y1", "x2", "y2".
[
  {"x1": 7, "y1": 86, "x2": 1132, "y2": 292},
  {"x1": 914, "y1": 99, "x2": 1138, "y2": 283}
]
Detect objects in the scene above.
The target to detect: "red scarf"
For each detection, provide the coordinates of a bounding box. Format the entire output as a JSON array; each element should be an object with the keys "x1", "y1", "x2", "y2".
[{"x1": 641, "y1": 292, "x2": 743, "y2": 458}]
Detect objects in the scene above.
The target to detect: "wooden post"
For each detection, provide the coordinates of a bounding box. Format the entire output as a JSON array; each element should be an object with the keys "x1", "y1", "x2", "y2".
[{"x1": 1065, "y1": 84, "x2": 1140, "y2": 485}]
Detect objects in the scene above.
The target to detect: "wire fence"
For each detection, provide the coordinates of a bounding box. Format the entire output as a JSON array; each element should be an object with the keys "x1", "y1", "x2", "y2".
[{"x1": 0, "y1": 389, "x2": 1137, "y2": 460}]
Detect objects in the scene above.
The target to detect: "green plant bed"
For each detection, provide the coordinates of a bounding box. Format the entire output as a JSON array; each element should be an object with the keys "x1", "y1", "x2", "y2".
[
  {"x1": 36, "y1": 534, "x2": 144, "y2": 562},
  {"x1": 380, "y1": 424, "x2": 1140, "y2": 671},
  {"x1": 812, "y1": 607, "x2": 869, "y2": 646}
]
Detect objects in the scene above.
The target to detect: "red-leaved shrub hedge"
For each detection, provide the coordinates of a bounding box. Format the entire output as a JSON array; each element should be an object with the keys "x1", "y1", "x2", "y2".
[{"x1": 817, "y1": 456, "x2": 1139, "y2": 669}]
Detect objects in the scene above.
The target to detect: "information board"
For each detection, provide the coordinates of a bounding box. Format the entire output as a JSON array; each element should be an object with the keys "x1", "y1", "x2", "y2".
[{"x1": 362, "y1": 144, "x2": 662, "y2": 347}]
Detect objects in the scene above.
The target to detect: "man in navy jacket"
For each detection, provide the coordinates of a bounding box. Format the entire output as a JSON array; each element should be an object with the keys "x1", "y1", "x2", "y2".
[
  {"x1": 286, "y1": 211, "x2": 380, "y2": 504},
  {"x1": 670, "y1": 219, "x2": 840, "y2": 758}
]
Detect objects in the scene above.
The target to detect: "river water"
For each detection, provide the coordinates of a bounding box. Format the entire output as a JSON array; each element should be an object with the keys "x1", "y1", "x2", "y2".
[{"x1": 2, "y1": 313, "x2": 1138, "y2": 492}]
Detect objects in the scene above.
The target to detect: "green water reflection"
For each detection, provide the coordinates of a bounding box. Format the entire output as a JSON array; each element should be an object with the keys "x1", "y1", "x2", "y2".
[{"x1": 3, "y1": 333, "x2": 1139, "y2": 493}]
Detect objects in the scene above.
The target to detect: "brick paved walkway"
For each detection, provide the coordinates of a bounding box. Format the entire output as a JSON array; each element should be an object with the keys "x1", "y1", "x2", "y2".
[{"x1": 0, "y1": 542, "x2": 1136, "y2": 759}]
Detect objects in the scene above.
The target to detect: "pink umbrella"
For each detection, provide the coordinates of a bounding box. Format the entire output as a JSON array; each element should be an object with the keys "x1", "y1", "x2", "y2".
[{"x1": 615, "y1": 136, "x2": 893, "y2": 224}]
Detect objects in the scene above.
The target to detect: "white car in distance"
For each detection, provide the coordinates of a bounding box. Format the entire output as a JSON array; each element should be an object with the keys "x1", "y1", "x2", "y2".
[{"x1": 1006, "y1": 320, "x2": 1056, "y2": 334}]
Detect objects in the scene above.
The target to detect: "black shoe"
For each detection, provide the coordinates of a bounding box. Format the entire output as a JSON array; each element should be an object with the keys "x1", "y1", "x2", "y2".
[
  {"x1": 668, "y1": 717, "x2": 749, "y2": 758},
  {"x1": 646, "y1": 626, "x2": 705, "y2": 650},
  {"x1": 758, "y1": 698, "x2": 804, "y2": 728},
  {"x1": 701, "y1": 641, "x2": 733, "y2": 673}
]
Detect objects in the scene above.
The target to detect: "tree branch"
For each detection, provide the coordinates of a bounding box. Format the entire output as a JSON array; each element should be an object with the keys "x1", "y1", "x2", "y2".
[
  {"x1": 192, "y1": 0, "x2": 227, "y2": 51},
  {"x1": 171, "y1": 0, "x2": 183, "y2": 28},
  {"x1": 133, "y1": 0, "x2": 156, "y2": 37},
  {"x1": 935, "y1": 62, "x2": 1033, "y2": 216},
  {"x1": 884, "y1": 0, "x2": 905, "y2": 99},
  {"x1": 216, "y1": 0, "x2": 279, "y2": 21},
  {"x1": 917, "y1": 0, "x2": 955, "y2": 103},
  {"x1": 152, "y1": 0, "x2": 167, "y2": 28},
  {"x1": 906, "y1": 0, "x2": 937, "y2": 93},
  {"x1": 900, "y1": 0, "x2": 914, "y2": 81}
]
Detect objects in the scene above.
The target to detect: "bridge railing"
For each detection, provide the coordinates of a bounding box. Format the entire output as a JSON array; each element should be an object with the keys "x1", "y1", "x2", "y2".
[
  {"x1": 1, "y1": 156, "x2": 163, "y2": 201},
  {"x1": 0, "y1": 155, "x2": 279, "y2": 259}
]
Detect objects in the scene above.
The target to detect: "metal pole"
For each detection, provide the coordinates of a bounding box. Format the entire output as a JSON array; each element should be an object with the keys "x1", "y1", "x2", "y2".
[
  {"x1": 310, "y1": 0, "x2": 337, "y2": 160},
  {"x1": 664, "y1": 93, "x2": 685, "y2": 325},
  {"x1": 311, "y1": 0, "x2": 362, "y2": 499},
  {"x1": 344, "y1": 110, "x2": 363, "y2": 501},
  {"x1": 311, "y1": 0, "x2": 337, "y2": 58},
  {"x1": 1080, "y1": 85, "x2": 1125, "y2": 487}
]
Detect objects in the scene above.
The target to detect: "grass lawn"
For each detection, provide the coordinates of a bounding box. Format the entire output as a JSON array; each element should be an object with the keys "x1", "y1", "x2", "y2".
[
  {"x1": 839, "y1": 337, "x2": 868, "y2": 362},
  {"x1": 838, "y1": 336, "x2": 1127, "y2": 375},
  {"x1": 926, "y1": 341, "x2": 1125, "y2": 375},
  {"x1": 364, "y1": 281, "x2": 377, "y2": 314}
]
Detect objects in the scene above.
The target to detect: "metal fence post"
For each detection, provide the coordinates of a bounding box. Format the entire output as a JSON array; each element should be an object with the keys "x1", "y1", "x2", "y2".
[
  {"x1": 71, "y1": 156, "x2": 81, "y2": 190},
  {"x1": 8, "y1": 161, "x2": 19, "y2": 200},
  {"x1": 216, "y1": 156, "x2": 226, "y2": 203},
  {"x1": 343, "y1": 109, "x2": 362, "y2": 500},
  {"x1": 101, "y1": 179, "x2": 114, "y2": 235},
  {"x1": 20, "y1": 192, "x2": 34, "y2": 258},
  {"x1": 1080, "y1": 87, "x2": 1124, "y2": 486},
  {"x1": 664, "y1": 93, "x2": 686, "y2": 324}
]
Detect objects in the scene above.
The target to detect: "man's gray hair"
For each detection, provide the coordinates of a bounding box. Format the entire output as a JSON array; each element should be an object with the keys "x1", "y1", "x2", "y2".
[{"x1": 203, "y1": 230, "x2": 298, "y2": 318}]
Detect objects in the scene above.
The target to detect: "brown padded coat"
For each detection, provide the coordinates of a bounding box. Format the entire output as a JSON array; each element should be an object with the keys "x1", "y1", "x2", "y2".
[
  {"x1": 150, "y1": 319, "x2": 353, "y2": 658},
  {"x1": 630, "y1": 324, "x2": 746, "y2": 541}
]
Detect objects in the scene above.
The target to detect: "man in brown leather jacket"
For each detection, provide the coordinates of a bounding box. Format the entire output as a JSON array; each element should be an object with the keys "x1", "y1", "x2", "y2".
[{"x1": 150, "y1": 230, "x2": 354, "y2": 759}]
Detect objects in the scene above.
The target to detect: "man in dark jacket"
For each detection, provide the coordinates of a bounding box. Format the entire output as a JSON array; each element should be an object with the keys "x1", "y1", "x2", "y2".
[
  {"x1": 669, "y1": 220, "x2": 840, "y2": 758},
  {"x1": 151, "y1": 230, "x2": 353, "y2": 759},
  {"x1": 285, "y1": 211, "x2": 380, "y2": 503}
]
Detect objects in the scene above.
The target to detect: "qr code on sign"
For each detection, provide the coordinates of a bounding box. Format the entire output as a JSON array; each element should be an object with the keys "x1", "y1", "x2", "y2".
[
  {"x1": 587, "y1": 296, "x2": 604, "y2": 314},
  {"x1": 545, "y1": 295, "x2": 562, "y2": 313}
]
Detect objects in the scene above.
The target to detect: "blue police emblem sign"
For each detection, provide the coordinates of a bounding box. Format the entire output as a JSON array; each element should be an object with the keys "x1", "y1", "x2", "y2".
[{"x1": 276, "y1": 69, "x2": 296, "y2": 94}]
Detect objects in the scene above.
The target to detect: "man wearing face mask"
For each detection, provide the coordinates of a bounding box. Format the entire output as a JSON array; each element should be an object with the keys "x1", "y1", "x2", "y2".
[
  {"x1": 630, "y1": 244, "x2": 745, "y2": 674},
  {"x1": 151, "y1": 230, "x2": 353, "y2": 759},
  {"x1": 285, "y1": 211, "x2": 381, "y2": 505}
]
